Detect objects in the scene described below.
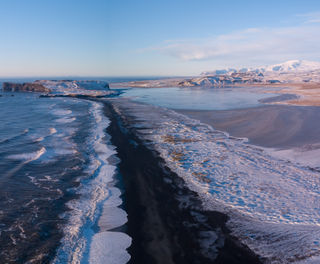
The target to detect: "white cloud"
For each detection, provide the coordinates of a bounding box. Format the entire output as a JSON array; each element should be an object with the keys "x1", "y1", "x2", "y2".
[
  {"x1": 298, "y1": 11, "x2": 320, "y2": 24},
  {"x1": 151, "y1": 14, "x2": 320, "y2": 67}
]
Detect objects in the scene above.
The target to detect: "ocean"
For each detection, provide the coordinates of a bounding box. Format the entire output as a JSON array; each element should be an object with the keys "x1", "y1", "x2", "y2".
[
  {"x1": 0, "y1": 80, "x2": 131, "y2": 263},
  {"x1": 0, "y1": 77, "x2": 167, "y2": 263}
]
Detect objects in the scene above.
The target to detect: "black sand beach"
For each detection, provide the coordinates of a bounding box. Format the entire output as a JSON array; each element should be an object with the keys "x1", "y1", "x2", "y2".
[
  {"x1": 177, "y1": 105, "x2": 320, "y2": 149},
  {"x1": 102, "y1": 99, "x2": 263, "y2": 264}
]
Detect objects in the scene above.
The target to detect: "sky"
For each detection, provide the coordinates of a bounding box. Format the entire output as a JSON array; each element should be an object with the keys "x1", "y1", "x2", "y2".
[{"x1": 1, "y1": 0, "x2": 320, "y2": 77}]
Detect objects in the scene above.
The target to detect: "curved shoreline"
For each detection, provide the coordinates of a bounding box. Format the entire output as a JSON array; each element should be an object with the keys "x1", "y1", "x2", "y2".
[
  {"x1": 176, "y1": 104, "x2": 320, "y2": 150},
  {"x1": 102, "y1": 99, "x2": 262, "y2": 264}
]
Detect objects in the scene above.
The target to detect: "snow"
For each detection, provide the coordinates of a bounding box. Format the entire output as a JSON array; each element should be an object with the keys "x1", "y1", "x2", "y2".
[
  {"x1": 36, "y1": 80, "x2": 118, "y2": 97},
  {"x1": 202, "y1": 60, "x2": 320, "y2": 75},
  {"x1": 114, "y1": 99, "x2": 320, "y2": 263},
  {"x1": 266, "y1": 146, "x2": 320, "y2": 168},
  {"x1": 264, "y1": 60, "x2": 320, "y2": 72}
]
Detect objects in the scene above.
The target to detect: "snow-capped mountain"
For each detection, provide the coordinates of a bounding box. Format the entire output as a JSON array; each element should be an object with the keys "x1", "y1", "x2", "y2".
[
  {"x1": 182, "y1": 60, "x2": 320, "y2": 87},
  {"x1": 202, "y1": 60, "x2": 320, "y2": 76},
  {"x1": 262, "y1": 60, "x2": 320, "y2": 72}
]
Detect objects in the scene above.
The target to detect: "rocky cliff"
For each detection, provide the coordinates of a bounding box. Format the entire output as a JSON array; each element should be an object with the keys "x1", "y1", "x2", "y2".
[
  {"x1": 1, "y1": 80, "x2": 116, "y2": 97},
  {"x1": 178, "y1": 72, "x2": 267, "y2": 87},
  {"x1": 2, "y1": 82, "x2": 51, "y2": 92},
  {"x1": 178, "y1": 69, "x2": 320, "y2": 87}
]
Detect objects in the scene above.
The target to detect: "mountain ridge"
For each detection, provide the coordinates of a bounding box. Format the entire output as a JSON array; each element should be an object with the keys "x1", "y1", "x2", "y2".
[{"x1": 201, "y1": 60, "x2": 320, "y2": 76}]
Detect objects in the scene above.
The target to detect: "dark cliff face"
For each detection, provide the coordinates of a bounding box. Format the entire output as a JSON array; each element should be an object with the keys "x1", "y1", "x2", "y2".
[{"x1": 2, "y1": 82, "x2": 51, "y2": 93}]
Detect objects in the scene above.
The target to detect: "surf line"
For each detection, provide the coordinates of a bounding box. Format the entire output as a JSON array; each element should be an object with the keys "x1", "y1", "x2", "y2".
[{"x1": 53, "y1": 100, "x2": 131, "y2": 264}]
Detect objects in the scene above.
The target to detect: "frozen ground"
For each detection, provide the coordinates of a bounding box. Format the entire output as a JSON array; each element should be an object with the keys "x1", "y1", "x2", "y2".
[{"x1": 110, "y1": 98, "x2": 320, "y2": 263}]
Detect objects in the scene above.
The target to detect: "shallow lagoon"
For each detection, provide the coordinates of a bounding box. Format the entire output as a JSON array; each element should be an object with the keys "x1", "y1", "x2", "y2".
[{"x1": 120, "y1": 87, "x2": 275, "y2": 110}]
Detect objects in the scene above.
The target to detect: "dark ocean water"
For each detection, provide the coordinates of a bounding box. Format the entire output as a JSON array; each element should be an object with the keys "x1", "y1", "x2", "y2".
[
  {"x1": 0, "y1": 78, "x2": 141, "y2": 263},
  {"x1": 0, "y1": 91, "x2": 94, "y2": 263},
  {"x1": 0, "y1": 77, "x2": 161, "y2": 263}
]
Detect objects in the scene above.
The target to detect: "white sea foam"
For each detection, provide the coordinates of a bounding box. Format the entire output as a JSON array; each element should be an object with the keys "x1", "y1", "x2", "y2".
[
  {"x1": 56, "y1": 117, "x2": 76, "y2": 124},
  {"x1": 52, "y1": 109, "x2": 73, "y2": 116},
  {"x1": 34, "y1": 136, "x2": 45, "y2": 142},
  {"x1": 8, "y1": 147, "x2": 46, "y2": 162},
  {"x1": 28, "y1": 127, "x2": 58, "y2": 144},
  {"x1": 40, "y1": 175, "x2": 59, "y2": 182},
  {"x1": 54, "y1": 148, "x2": 78, "y2": 155},
  {"x1": 266, "y1": 146, "x2": 320, "y2": 168},
  {"x1": 55, "y1": 127, "x2": 77, "y2": 137},
  {"x1": 89, "y1": 232, "x2": 131, "y2": 264},
  {"x1": 49, "y1": 127, "x2": 57, "y2": 135},
  {"x1": 114, "y1": 100, "x2": 320, "y2": 263},
  {"x1": 53, "y1": 102, "x2": 130, "y2": 264},
  {"x1": 98, "y1": 187, "x2": 128, "y2": 231}
]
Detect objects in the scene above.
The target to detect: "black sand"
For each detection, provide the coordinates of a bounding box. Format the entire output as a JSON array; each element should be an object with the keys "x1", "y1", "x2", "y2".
[{"x1": 102, "y1": 100, "x2": 262, "y2": 264}]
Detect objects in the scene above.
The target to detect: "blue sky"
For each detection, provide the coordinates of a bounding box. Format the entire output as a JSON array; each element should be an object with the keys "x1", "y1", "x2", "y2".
[{"x1": 1, "y1": 0, "x2": 320, "y2": 77}]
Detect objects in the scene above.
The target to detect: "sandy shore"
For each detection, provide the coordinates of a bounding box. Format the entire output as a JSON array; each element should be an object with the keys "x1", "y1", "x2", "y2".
[
  {"x1": 97, "y1": 95, "x2": 320, "y2": 263},
  {"x1": 102, "y1": 100, "x2": 262, "y2": 264},
  {"x1": 176, "y1": 105, "x2": 320, "y2": 149},
  {"x1": 176, "y1": 104, "x2": 320, "y2": 168},
  {"x1": 256, "y1": 82, "x2": 320, "y2": 106}
]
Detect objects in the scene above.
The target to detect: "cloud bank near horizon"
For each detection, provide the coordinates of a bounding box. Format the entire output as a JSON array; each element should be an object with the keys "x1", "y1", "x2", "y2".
[{"x1": 152, "y1": 13, "x2": 320, "y2": 67}]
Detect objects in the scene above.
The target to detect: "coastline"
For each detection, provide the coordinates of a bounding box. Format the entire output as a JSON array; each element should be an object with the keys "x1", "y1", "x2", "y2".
[
  {"x1": 100, "y1": 97, "x2": 320, "y2": 263},
  {"x1": 101, "y1": 99, "x2": 262, "y2": 264},
  {"x1": 52, "y1": 101, "x2": 131, "y2": 264},
  {"x1": 176, "y1": 104, "x2": 320, "y2": 168},
  {"x1": 176, "y1": 104, "x2": 320, "y2": 149},
  {"x1": 3, "y1": 82, "x2": 320, "y2": 262},
  {"x1": 110, "y1": 79, "x2": 320, "y2": 107}
]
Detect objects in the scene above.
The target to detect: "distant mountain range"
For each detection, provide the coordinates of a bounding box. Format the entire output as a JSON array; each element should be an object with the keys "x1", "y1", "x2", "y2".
[
  {"x1": 201, "y1": 60, "x2": 320, "y2": 76},
  {"x1": 175, "y1": 60, "x2": 320, "y2": 87}
]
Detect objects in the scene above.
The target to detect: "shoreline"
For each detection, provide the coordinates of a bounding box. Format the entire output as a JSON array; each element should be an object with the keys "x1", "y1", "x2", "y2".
[
  {"x1": 102, "y1": 98, "x2": 320, "y2": 263},
  {"x1": 110, "y1": 79, "x2": 320, "y2": 107},
  {"x1": 102, "y1": 99, "x2": 262, "y2": 264},
  {"x1": 176, "y1": 104, "x2": 320, "y2": 168},
  {"x1": 176, "y1": 104, "x2": 320, "y2": 149}
]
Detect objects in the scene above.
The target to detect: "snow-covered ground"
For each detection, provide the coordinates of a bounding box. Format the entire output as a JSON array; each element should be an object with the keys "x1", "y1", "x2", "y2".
[
  {"x1": 37, "y1": 80, "x2": 118, "y2": 97},
  {"x1": 113, "y1": 99, "x2": 320, "y2": 263}
]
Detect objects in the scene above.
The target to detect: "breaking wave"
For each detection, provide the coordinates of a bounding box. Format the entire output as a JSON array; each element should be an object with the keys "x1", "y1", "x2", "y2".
[
  {"x1": 7, "y1": 147, "x2": 46, "y2": 162},
  {"x1": 53, "y1": 101, "x2": 131, "y2": 264}
]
